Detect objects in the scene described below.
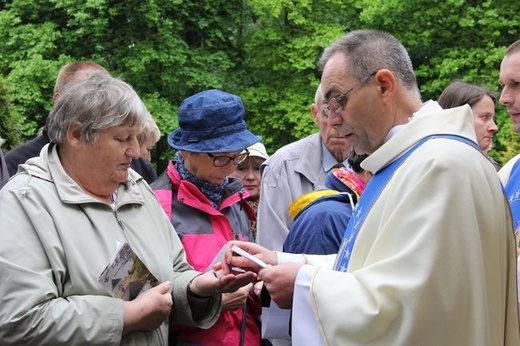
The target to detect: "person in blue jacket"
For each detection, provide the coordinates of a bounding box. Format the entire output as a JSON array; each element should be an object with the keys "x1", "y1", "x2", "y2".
[{"x1": 283, "y1": 151, "x2": 370, "y2": 254}]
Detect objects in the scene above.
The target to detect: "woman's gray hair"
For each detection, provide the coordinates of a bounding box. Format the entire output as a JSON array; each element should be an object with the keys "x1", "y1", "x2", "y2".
[
  {"x1": 47, "y1": 73, "x2": 149, "y2": 144},
  {"x1": 137, "y1": 114, "x2": 161, "y2": 145},
  {"x1": 318, "y1": 30, "x2": 420, "y2": 97}
]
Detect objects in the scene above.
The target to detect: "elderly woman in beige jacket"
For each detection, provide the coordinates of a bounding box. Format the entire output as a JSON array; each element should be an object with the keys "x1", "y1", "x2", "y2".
[{"x1": 0, "y1": 73, "x2": 256, "y2": 345}]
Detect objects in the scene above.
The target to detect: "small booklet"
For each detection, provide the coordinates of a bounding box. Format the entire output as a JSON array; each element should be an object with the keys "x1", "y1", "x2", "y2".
[
  {"x1": 98, "y1": 242, "x2": 158, "y2": 301},
  {"x1": 206, "y1": 245, "x2": 227, "y2": 272},
  {"x1": 206, "y1": 244, "x2": 248, "y2": 273}
]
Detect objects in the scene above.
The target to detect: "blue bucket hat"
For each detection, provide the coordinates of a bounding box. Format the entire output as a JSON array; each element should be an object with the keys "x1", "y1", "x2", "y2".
[{"x1": 168, "y1": 89, "x2": 261, "y2": 153}]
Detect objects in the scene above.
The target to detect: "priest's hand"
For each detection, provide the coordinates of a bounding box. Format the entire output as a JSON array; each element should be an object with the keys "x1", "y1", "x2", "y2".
[
  {"x1": 221, "y1": 240, "x2": 278, "y2": 274},
  {"x1": 258, "y1": 262, "x2": 303, "y2": 309}
]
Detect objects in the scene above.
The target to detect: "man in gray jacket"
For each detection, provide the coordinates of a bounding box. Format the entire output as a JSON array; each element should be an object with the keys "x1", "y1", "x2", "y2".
[
  {"x1": 256, "y1": 84, "x2": 352, "y2": 252},
  {"x1": 255, "y1": 85, "x2": 352, "y2": 346}
]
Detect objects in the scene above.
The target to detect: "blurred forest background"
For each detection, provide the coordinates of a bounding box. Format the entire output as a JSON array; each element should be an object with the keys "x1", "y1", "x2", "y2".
[{"x1": 0, "y1": 0, "x2": 519, "y2": 173}]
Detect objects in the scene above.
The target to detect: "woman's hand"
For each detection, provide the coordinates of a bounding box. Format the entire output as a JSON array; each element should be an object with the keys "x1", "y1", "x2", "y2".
[
  {"x1": 189, "y1": 270, "x2": 257, "y2": 298},
  {"x1": 222, "y1": 283, "x2": 253, "y2": 311},
  {"x1": 122, "y1": 281, "x2": 173, "y2": 334}
]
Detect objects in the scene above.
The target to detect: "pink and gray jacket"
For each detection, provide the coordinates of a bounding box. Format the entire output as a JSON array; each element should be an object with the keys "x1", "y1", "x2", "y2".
[{"x1": 152, "y1": 161, "x2": 261, "y2": 346}]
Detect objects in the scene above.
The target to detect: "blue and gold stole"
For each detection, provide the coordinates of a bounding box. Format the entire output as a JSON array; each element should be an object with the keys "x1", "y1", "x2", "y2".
[{"x1": 334, "y1": 135, "x2": 478, "y2": 271}]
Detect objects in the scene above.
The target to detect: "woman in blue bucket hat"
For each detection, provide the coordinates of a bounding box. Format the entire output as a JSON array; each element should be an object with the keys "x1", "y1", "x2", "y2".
[{"x1": 152, "y1": 89, "x2": 262, "y2": 346}]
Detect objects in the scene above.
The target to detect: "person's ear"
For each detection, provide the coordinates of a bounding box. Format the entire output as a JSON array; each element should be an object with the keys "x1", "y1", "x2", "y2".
[
  {"x1": 53, "y1": 92, "x2": 61, "y2": 103},
  {"x1": 374, "y1": 69, "x2": 396, "y2": 102},
  {"x1": 311, "y1": 104, "x2": 320, "y2": 125},
  {"x1": 66, "y1": 121, "x2": 83, "y2": 147}
]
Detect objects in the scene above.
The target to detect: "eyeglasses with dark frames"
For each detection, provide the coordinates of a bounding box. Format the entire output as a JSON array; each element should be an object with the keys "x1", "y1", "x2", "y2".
[
  {"x1": 206, "y1": 149, "x2": 250, "y2": 167},
  {"x1": 324, "y1": 71, "x2": 377, "y2": 117}
]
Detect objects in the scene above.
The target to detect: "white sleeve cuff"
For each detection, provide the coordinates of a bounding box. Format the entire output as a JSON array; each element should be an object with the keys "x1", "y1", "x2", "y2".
[
  {"x1": 292, "y1": 264, "x2": 325, "y2": 345},
  {"x1": 276, "y1": 252, "x2": 305, "y2": 265}
]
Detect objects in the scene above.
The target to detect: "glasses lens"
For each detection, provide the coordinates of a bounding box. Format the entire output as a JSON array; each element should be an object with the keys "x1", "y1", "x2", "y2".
[
  {"x1": 323, "y1": 105, "x2": 331, "y2": 117},
  {"x1": 213, "y1": 156, "x2": 231, "y2": 167},
  {"x1": 327, "y1": 98, "x2": 341, "y2": 115}
]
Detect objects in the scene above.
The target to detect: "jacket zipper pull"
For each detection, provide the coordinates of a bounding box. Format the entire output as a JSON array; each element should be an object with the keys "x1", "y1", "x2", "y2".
[{"x1": 114, "y1": 209, "x2": 124, "y2": 229}]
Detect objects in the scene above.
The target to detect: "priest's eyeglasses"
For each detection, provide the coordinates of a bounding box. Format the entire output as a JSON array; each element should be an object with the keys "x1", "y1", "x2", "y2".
[{"x1": 324, "y1": 71, "x2": 377, "y2": 116}]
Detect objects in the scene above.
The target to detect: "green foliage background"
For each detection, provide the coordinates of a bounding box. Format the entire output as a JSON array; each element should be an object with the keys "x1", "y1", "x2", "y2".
[{"x1": 0, "y1": 0, "x2": 519, "y2": 172}]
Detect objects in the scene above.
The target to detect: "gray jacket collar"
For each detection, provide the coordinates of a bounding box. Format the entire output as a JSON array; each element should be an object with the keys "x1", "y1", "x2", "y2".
[{"x1": 293, "y1": 133, "x2": 325, "y2": 185}]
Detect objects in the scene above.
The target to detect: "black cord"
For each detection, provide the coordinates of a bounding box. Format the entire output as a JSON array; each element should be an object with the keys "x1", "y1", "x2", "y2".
[{"x1": 240, "y1": 301, "x2": 247, "y2": 346}]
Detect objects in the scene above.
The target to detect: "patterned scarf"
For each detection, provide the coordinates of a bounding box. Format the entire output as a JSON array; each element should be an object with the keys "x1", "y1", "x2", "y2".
[
  {"x1": 174, "y1": 152, "x2": 228, "y2": 208},
  {"x1": 326, "y1": 167, "x2": 366, "y2": 201},
  {"x1": 246, "y1": 198, "x2": 259, "y2": 240}
]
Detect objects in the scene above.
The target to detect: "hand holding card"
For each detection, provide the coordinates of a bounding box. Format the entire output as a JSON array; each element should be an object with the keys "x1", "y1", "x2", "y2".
[{"x1": 232, "y1": 245, "x2": 268, "y2": 268}]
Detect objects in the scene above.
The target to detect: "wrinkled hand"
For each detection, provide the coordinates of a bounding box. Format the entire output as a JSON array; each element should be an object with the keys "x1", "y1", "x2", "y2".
[
  {"x1": 190, "y1": 269, "x2": 257, "y2": 298},
  {"x1": 252, "y1": 281, "x2": 263, "y2": 299},
  {"x1": 259, "y1": 263, "x2": 302, "y2": 309},
  {"x1": 221, "y1": 241, "x2": 278, "y2": 274},
  {"x1": 222, "y1": 283, "x2": 253, "y2": 311},
  {"x1": 123, "y1": 281, "x2": 172, "y2": 334}
]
